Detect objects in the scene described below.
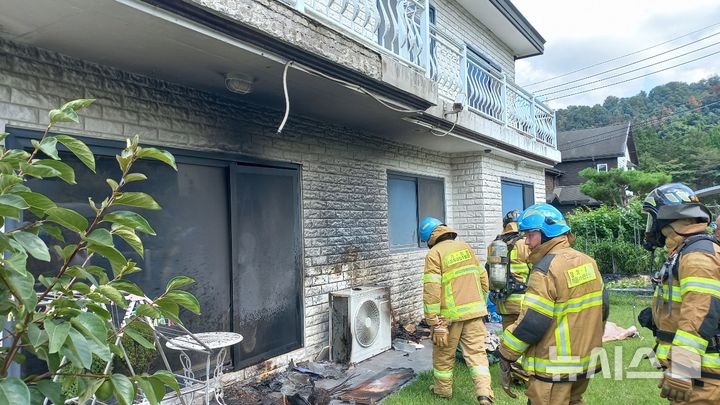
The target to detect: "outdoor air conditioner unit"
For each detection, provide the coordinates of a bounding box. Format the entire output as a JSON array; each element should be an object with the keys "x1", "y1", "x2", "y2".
[{"x1": 329, "y1": 286, "x2": 392, "y2": 364}]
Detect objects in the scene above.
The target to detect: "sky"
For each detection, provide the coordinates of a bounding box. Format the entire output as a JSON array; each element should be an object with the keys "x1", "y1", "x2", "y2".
[{"x1": 512, "y1": 0, "x2": 720, "y2": 109}]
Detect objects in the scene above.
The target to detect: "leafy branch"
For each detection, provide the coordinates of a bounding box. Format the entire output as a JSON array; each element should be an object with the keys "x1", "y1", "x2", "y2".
[{"x1": 0, "y1": 99, "x2": 195, "y2": 405}]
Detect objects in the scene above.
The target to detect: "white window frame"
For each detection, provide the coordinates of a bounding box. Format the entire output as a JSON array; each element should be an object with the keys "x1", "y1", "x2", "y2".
[{"x1": 597, "y1": 163, "x2": 608, "y2": 172}]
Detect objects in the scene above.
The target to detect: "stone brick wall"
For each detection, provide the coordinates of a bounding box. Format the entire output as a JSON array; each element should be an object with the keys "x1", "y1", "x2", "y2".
[
  {"x1": 432, "y1": 0, "x2": 516, "y2": 78},
  {"x1": 450, "y1": 153, "x2": 545, "y2": 260},
  {"x1": 0, "y1": 38, "x2": 544, "y2": 381}
]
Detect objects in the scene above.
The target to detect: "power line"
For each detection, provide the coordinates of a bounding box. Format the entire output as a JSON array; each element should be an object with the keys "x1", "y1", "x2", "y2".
[
  {"x1": 538, "y1": 40, "x2": 720, "y2": 97},
  {"x1": 557, "y1": 99, "x2": 720, "y2": 151},
  {"x1": 525, "y1": 21, "x2": 720, "y2": 88},
  {"x1": 545, "y1": 49, "x2": 720, "y2": 101},
  {"x1": 535, "y1": 32, "x2": 720, "y2": 93}
]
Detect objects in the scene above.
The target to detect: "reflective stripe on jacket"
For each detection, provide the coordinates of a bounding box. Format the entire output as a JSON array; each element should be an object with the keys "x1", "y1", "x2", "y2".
[
  {"x1": 499, "y1": 235, "x2": 608, "y2": 380},
  {"x1": 423, "y1": 225, "x2": 488, "y2": 324}
]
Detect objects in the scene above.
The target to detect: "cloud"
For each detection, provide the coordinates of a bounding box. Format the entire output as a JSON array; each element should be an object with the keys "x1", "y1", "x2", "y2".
[{"x1": 512, "y1": 0, "x2": 720, "y2": 108}]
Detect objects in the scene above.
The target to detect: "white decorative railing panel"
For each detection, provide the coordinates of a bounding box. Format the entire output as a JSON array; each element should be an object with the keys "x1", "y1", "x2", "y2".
[
  {"x1": 303, "y1": 0, "x2": 379, "y2": 43},
  {"x1": 286, "y1": 0, "x2": 557, "y2": 147},
  {"x1": 376, "y1": 0, "x2": 426, "y2": 66},
  {"x1": 429, "y1": 26, "x2": 464, "y2": 100},
  {"x1": 466, "y1": 58, "x2": 504, "y2": 123},
  {"x1": 534, "y1": 104, "x2": 556, "y2": 146},
  {"x1": 506, "y1": 84, "x2": 533, "y2": 135},
  {"x1": 301, "y1": 0, "x2": 427, "y2": 68}
]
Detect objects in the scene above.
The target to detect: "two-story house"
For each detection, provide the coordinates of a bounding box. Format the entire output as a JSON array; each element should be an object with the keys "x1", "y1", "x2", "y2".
[
  {"x1": 0, "y1": 0, "x2": 558, "y2": 380},
  {"x1": 547, "y1": 122, "x2": 638, "y2": 212}
]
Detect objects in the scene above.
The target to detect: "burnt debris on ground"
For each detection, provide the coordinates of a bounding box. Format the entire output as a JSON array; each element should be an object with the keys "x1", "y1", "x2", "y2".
[
  {"x1": 225, "y1": 320, "x2": 433, "y2": 404},
  {"x1": 224, "y1": 359, "x2": 355, "y2": 405},
  {"x1": 392, "y1": 320, "x2": 431, "y2": 343}
]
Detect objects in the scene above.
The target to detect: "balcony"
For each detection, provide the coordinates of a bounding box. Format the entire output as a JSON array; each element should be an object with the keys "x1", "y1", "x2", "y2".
[{"x1": 281, "y1": 0, "x2": 556, "y2": 147}]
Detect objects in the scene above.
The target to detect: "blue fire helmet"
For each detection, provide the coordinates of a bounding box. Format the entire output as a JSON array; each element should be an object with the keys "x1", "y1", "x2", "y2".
[
  {"x1": 419, "y1": 217, "x2": 443, "y2": 242},
  {"x1": 518, "y1": 203, "x2": 571, "y2": 238}
]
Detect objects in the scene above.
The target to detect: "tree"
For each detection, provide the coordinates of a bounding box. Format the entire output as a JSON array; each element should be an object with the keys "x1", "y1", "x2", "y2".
[
  {"x1": 0, "y1": 99, "x2": 200, "y2": 404},
  {"x1": 579, "y1": 167, "x2": 671, "y2": 206}
]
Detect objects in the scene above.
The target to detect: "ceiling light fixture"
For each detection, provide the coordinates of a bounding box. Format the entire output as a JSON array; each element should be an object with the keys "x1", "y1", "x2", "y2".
[{"x1": 224, "y1": 72, "x2": 255, "y2": 94}]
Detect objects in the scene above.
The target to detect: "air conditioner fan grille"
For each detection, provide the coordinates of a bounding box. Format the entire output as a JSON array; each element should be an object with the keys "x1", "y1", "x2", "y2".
[{"x1": 354, "y1": 299, "x2": 380, "y2": 347}]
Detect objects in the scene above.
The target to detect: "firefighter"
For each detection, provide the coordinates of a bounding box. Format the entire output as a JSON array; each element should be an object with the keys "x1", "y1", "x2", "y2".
[
  {"x1": 642, "y1": 183, "x2": 720, "y2": 404},
  {"x1": 419, "y1": 217, "x2": 493, "y2": 404},
  {"x1": 498, "y1": 204, "x2": 609, "y2": 405},
  {"x1": 488, "y1": 209, "x2": 532, "y2": 329}
]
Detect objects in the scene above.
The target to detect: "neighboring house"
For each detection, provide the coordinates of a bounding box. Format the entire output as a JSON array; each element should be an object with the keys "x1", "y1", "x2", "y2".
[
  {"x1": 547, "y1": 122, "x2": 638, "y2": 212},
  {"x1": 0, "y1": 0, "x2": 558, "y2": 380}
]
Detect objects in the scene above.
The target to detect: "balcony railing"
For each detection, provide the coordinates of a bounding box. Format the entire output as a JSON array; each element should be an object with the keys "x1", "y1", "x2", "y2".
[{"x1": 282, "y1": 0, "x2": 556, "y2": 147}]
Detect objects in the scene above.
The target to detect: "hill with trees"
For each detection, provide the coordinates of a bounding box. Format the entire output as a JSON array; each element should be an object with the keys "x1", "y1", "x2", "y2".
[{"x1": 555, "y1": 76, "x2": 720, "y2": 190}]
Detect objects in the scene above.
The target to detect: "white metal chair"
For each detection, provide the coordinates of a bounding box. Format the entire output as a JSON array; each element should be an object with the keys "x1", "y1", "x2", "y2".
[{"x1": 128, "y1": 295, "x2": 242, "y2": 405}]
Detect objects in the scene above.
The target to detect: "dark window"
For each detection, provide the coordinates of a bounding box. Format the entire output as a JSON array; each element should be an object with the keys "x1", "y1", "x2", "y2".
[
  {"x1": 467, "y1": 46, "x2": 502, "y2": 74},
  {"x1": 501, "y1": 179, "x2": 534, "y2": 215},
  {"x1": 8, "y1": 129, "x2": 303, "y2": 373},
  {"x1": 597, "y1": 163, "x2": 608, "y2": 172},
  {"x1": 428, "y1": 5, "x2": 437, "y2": 78},
  {"x1": 388, "y1": 172, "x2": 445, "y2": 248},
  {"x1": 231, "y1": 165, "x2": 302, "y2": 369}
]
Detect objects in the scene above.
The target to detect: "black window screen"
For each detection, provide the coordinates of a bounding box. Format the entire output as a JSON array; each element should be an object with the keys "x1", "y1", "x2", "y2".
[
  {"x1": 25, "y1": 154, "x2": 232, "y2": 333},
  {"x1": 523, "y1": 183, "x2": 535, "y2": 209},
  {"x1": 232, "y1": 165, "x2": 302, "y2": 368},
  {"x1": 418, "y1": 177, "x2": 445, "y2": 222},
  {"x1": 10, "y1": 129, "x2": 302, "y2": 373}
]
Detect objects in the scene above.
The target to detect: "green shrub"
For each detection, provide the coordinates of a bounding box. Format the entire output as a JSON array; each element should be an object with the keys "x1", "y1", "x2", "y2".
[
  {"x1": 605, "y1": 276, "x2": 652, "y2": 289},
  {"x1": 568, "y1": 200, "x2": 645, "y2": 245},
  {"x1": 568, "y1": 200, "x2": 657, "y2": 275},
  {"x1": 588, "y1": 239, "x2": 650, "y2": 275}
]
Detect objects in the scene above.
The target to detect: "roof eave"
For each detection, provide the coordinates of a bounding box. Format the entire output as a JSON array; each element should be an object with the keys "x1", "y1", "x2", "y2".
[
  {"x1": 489, "y1": 0, "x2": 545, "y2": 56},
  {"x1": 558, "y1": 153, "x2": 624, "y2": 162}
]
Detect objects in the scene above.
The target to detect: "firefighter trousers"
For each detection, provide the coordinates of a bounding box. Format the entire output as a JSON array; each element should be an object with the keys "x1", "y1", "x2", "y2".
[
  {"x1": 526, "y1": 377, "x2": 590, "y2": 405},
  {"x1": 670, "y1": 378, "x2": 720, "y2": 405},
  {"x1": 431, "y1": 317, "x2": 493, "y2": 399}
]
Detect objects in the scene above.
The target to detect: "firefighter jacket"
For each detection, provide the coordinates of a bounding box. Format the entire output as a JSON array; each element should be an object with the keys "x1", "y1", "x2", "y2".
[
  {"x1": 423, "y1": 225, "x2": 489, "y2": 326},
  {"x1": 488, "y1": 222, "x2": 532, "y2": 315},
  {"x1": 651, "y1": 221, "x2": 720, "y2": 379},
  {"x1": 499, "y1": 234, "x2": 609, "y2": 381}
]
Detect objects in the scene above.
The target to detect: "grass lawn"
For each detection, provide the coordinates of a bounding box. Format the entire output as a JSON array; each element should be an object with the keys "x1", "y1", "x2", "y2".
[{"x1": 385, "y1": 292, "x2": 663, "y2": 404}]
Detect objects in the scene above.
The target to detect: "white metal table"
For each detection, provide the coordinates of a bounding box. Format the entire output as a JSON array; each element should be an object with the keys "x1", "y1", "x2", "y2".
[{"x1": 166, "y1": 332, "x2": 243, "y2": 404}]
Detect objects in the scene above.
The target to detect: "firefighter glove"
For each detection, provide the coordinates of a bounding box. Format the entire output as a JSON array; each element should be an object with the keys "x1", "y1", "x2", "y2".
[
  {"x1": 499, "y1": 357, "x2": 517, "y2": 398},
  {"x1": 658, "y1": 371, "x2": 692, "y2": 402},
  {"x1": 432, "y1": 324, "x2": 448, "y2": 347}
]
